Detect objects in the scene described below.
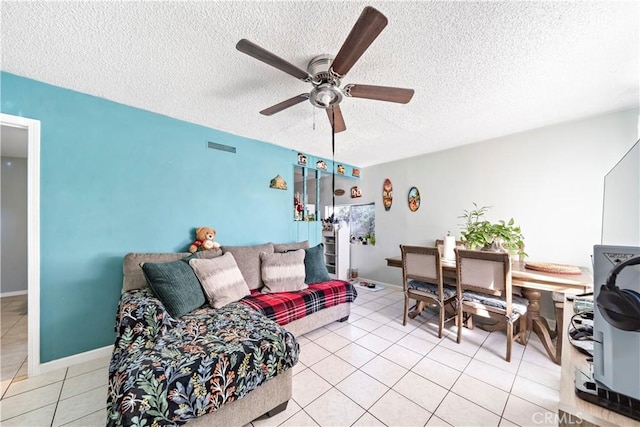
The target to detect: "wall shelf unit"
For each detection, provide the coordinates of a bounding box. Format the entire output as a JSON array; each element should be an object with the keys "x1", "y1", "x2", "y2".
[{"x1": 323, "y1": 224, "x2": 350, "y2": 280}]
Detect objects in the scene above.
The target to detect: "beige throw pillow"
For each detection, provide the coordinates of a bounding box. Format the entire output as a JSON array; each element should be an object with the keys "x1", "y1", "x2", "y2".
[
  {"x1": 221, "y1": 243, "x2": 275, "y2": 290},
  {"x1": 260, "y1": 249, "x2": 308, "y2": 293},
  {"x1": 189, "y1": 253, "x2": 250, "y2": 308}
]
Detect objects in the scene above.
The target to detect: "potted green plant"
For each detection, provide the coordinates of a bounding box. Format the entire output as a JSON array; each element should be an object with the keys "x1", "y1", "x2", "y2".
[{"x1": 459, "y1": 203, "x2": 527, "y2": 259}]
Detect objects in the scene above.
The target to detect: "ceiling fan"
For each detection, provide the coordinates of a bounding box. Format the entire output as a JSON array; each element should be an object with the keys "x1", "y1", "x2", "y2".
[{"x1": 236, "y1": 6, "x2": 414, "y2": 133}]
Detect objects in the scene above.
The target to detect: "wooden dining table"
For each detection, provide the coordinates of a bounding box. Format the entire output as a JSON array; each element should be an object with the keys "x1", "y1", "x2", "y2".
[{"x1": 385, "y1": 256, "x2": 593, "y2": 364}]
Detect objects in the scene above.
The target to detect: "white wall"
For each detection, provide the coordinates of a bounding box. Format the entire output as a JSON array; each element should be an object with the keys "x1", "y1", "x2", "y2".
[
  {"x1": 1, "y1": 156, "x2": 28, "y2": 295},
  {"x1": 353, "y1": 109, "x2": 639, "y2": 295}
]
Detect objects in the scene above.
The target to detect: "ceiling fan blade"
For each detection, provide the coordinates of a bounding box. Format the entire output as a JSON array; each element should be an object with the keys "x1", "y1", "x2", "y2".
[
  {"x1": 326, "y1": 106, "x2": 346, "y2": 133},
  {"x1": 345, "y1": 84, "x2": 414, "y2": 104},
  {"x1": 236, "y1": 39, "x2": 311, "y2": 82},
  {"x1": 331, "y1": 6, "x2": 388, "y2": 77},
  {"x1": 260, "y1": 94, "x2": 309, "y2": 116}
]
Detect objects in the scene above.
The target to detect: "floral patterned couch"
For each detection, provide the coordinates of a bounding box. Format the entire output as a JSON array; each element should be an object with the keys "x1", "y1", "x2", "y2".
[{"x1": 107, "y1": 243, "x2": 357, "y2": 426}]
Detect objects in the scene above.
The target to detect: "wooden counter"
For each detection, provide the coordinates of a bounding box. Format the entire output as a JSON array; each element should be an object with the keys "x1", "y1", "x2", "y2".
[{"x1": 558, "y1": 298, "x2": 637, "y2": 427}]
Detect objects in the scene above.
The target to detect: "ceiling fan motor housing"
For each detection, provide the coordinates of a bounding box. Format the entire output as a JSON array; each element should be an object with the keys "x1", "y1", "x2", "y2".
[{"x1": 308, "y1": 55, "x2": 343, "y2": 108}]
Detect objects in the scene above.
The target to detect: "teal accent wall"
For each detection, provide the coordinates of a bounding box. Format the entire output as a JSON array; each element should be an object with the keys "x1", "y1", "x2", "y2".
[{"x1": 1, "y1": 72, "x2": 309, "y2": 362}]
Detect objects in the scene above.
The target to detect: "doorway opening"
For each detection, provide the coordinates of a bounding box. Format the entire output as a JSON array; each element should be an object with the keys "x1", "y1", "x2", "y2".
[{"x1": 0, "y1": 113, "x2": 41, "y2": 377}]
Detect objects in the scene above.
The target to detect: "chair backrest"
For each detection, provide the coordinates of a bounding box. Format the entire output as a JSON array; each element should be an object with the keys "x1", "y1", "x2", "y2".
[
  {"x1": 400, "y1": 245, "x2": 442, "y2": 287},
  {"x1": 455, "y1": 249, "x2": 511, "y2": 297},
  {"x1": 435, "y1": 239, "x2": 466, "y2": 251}
]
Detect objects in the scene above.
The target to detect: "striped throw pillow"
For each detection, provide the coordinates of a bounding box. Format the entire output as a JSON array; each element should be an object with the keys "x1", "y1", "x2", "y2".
[
  {"x1": 189, "y1": 253, "x2": 250, "y2": 308},
  {"x1": 260, "y1": 249, "x2": 308, "y2": 293}
]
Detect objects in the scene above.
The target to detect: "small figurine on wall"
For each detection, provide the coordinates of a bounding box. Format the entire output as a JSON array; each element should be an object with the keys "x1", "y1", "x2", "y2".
[
  {"x1": 352, "y1": 168, "x2": 360, "y2": 177},
  {"x1": 269, "y1": 174, "x2": 287, "y2": 190},
  {"x1": 337, "y1": 164, "x2": 345, "y2": 175},
  {"x1": 408, "y1": 187, "x2": 420, "y2": 212},
  {"x1": 297, "y1": 153, "x2": 307, "y2": 166},
  {"x1": 351, "y1": 186, "x2": 362, "y2": 198},
  {"x1": 382, "y1": 178, "x2": 393, "y2": 211},
  {"x1": 316, "y1": 160, "x2": 327, "y2": 170}
]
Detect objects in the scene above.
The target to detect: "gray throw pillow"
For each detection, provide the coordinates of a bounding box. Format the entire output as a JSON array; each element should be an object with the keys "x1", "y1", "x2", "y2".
[
  {"x1": 260, "y1": 249, "x2": 308, "y2": 293},
  {"x1": 141, "y1": 257, "x2": 206, "y2": 318},
  {"x1": 304, "y1": 243, "x2": 332, "y2": 284},
  {"x1": 189, "y1": 253, "x2": 251, "y2": 308},
  {"x1": 221, "y1": 243, "x2": 274, "y2": 290},
  {"x1": 273, "y1": 241, "x2": 310, "y2": 253}
]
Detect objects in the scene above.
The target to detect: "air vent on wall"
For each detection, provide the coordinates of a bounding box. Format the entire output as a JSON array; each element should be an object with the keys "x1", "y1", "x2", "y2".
[{"x1": 208, "y1": 141, "x2": 236, "y2": 153}]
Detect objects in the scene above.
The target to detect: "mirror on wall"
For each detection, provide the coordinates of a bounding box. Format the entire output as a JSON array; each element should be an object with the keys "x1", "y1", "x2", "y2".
[
  {"x1": 319, "y1": 171, "x2": 357, "y2": 221},
  {"x1": 293, "y1": 166, "x2": 319, "y2": 221},
  {"x1": 294, "y1": 165, "x2": 360, "y2": 222}
]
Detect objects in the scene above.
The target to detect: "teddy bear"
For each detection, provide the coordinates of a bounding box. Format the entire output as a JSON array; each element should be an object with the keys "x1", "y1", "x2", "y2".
[{"x1": 188, "y1": 227, "x2": 221, "y2": 253}]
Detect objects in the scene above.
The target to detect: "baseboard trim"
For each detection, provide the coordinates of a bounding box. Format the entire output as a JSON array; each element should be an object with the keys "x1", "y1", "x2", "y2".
[
  {"x1": 0, "y1": 290, "x2": 28, "y2": 298},
  {"x1": 38, "y1": 345, "x2": 112, "y2": 375},
  {"x1": 357, "y1": 277, "x2": 402, "y2": 290}
]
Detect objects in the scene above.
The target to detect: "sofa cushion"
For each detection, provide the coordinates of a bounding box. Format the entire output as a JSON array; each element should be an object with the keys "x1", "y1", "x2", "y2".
[
  {"x1": 303, "y1": 243, "x2": 332, "y2": 284},
  {"x1": 241, "y1": 280, "x2": 358, "y2": 326},
  {"x1": 260, "y1": 249, "x2": 307, "y2": 293},
  {"x1": 140, "y1": 257, "x2": 205, "y2": 318},
  {"x1": 273, "y1": 240, "x2": 309, "y2": 253},
  {"x1": 222, "y1": 243, "x2": 274, "y2": 290},
  {"x1": 123, "y1": 249, "x2": 222, "y2": 292},
  {"x1": 189, "y1": 253, "x2": 251, "y2": 308},
  {"x1": 108, "y1": 288, "x2": 299, "y2": 426}
]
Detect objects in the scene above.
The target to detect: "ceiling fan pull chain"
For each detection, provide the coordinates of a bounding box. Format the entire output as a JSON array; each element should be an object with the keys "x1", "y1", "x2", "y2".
[{"x1": 332, "y1": 107, "x2": 335, "y2": 220}]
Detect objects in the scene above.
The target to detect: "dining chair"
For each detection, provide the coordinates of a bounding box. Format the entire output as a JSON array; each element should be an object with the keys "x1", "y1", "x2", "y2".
[
  {"x1": 435, "y1": 239, "x2": 466, "y2": 251},
  {"x1": 455, "y1": 248, "x2": 528, "y2": 361},
  {"x1": 400, "y1": 245, "x2": 461, "y2": 342},
  {"x1": 435, "y1": 238, "x2": 465, "y2": 286}
]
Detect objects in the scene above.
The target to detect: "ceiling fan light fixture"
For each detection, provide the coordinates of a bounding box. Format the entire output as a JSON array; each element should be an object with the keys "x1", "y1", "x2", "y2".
[
  {"x1": 309, "y1": 84, "x2": 343, "y2": 108},
  {"x1": 237, "y1": 7, "x2": 414, "y2": 127}
]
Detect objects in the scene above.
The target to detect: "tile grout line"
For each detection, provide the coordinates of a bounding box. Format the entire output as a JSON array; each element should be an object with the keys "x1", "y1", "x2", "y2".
[
  {"x1": 49, "y1": 367, "x2": 69, "y2": 427},
  {"x1": 305, "y1": 297, "x2": 553, "y2": 426}
]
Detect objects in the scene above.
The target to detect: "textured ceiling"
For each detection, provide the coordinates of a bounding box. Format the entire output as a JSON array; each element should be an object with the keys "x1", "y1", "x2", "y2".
[{"x1": 1, "y1": 1, "x2": 638, "y2": 167}]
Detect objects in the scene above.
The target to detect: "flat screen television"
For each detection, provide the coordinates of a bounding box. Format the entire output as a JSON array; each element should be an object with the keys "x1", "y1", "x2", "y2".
[
  {"x1": 590, "y1": 139, "x2": 640, "y2": 407},
  {"x1": 601, "y1": 139, "x2": 639, "y2": 246}
]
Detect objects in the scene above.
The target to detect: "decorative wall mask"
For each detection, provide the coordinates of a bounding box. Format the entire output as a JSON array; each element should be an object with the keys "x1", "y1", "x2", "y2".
[
  {"x1": 316, "y1": 160, "x2": 327, "y2": 170},
  {"x1": 408, "y1": 186, "x2": 420, "y2": 211},
  {"x1": 269, "y1": 175, "x2": 287, "y2": 190},
  {"x1": 382, "y1": 178, "x2": 393, "y2": 211},
  {"x1": 352, "y1": 168, "x2": 360, "y2": 177},
  {"x1": 297, "y1": 153, "x2": 307, "y2": 166},
  {"x1": 351, "y1": 186, "x2": 362, "y2": 198}
]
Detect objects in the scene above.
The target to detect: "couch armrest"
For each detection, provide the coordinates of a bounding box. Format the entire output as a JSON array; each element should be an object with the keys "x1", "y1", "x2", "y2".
[{"x1": 114, "y1": 289, "x2": 178, "y2": 343}]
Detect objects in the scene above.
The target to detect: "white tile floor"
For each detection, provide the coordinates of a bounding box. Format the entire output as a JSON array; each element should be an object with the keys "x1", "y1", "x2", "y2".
[{"x1": 1, "y1": 286, "x2": 562, "y2": 426}]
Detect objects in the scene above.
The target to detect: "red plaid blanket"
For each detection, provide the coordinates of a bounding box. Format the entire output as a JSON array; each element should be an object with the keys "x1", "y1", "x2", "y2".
[{"x1": 239, "y1": 280, "x2": 358, "y2": 326}]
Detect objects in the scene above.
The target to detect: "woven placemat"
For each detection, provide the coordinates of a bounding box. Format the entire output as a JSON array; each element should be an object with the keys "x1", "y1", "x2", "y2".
[{"x1": 525, "y1": 262, "x2": 582, "y2": 275}]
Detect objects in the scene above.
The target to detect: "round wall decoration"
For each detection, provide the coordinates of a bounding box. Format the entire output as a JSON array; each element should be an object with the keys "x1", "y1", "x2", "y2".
[
  {"x1": 382, "y1": 178, "x2": 393, "y2": 211},
  {"x1": 408, "y1": 187, "x2": 420, "y2": 212}
]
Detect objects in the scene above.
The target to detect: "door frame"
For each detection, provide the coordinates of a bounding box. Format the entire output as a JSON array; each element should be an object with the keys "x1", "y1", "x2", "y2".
[{"x1": 1, "y1": 113, "x2": 41, "y2": 377}]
